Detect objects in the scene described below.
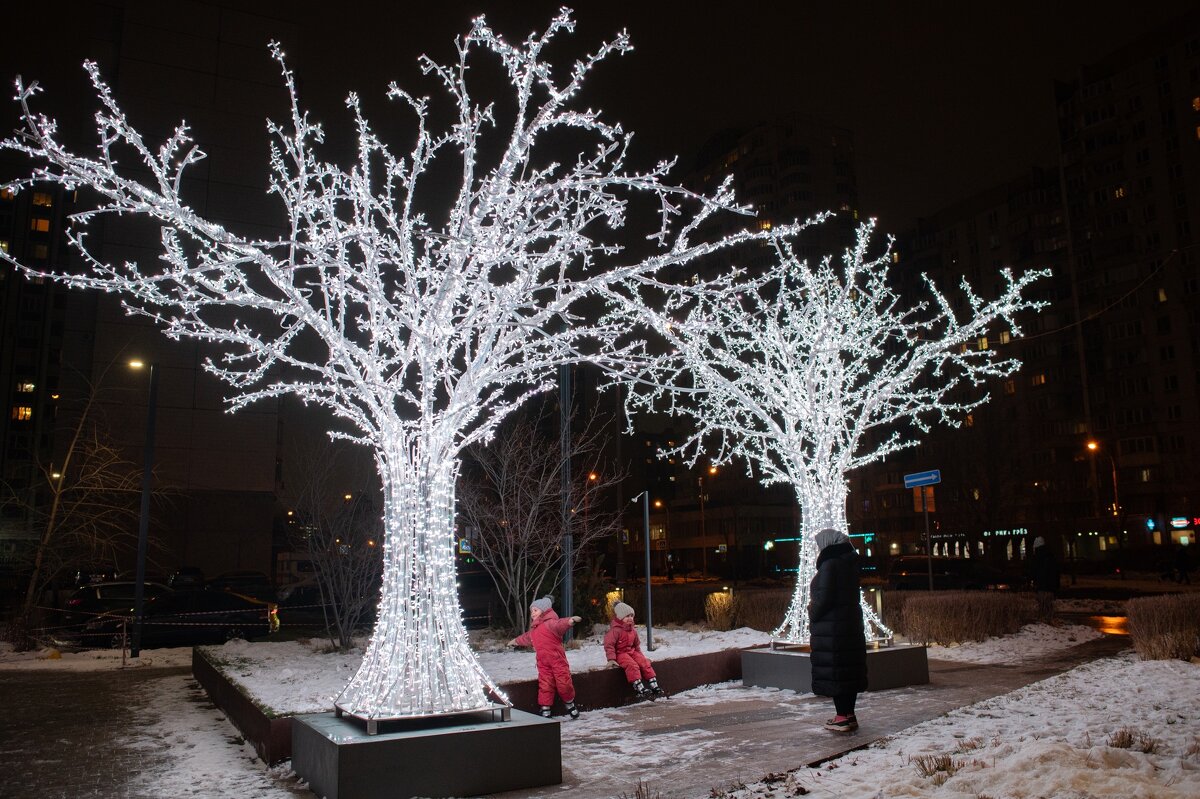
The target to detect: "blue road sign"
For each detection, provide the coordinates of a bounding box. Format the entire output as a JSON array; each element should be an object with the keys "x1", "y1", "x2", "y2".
[{"x1": 903, "y1": 469, "x2": 942, "y2": 489}]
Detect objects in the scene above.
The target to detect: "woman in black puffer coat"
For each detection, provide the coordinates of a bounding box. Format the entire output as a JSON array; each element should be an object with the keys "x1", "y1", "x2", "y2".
[{"x1": 808, "y1": 528, "x2": 867, "y2": 732}]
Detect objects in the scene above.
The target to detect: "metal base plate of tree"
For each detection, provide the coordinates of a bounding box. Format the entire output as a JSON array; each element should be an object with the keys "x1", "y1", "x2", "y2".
[
  {"x1": 2, "y1": 11, "x2": 775, "y2": 718},
  {"x1": 608, "y1": 216, "x2": 1047, "y2": 644}
]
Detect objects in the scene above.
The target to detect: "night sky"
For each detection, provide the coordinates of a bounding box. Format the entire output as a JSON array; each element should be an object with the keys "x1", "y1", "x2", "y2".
[
  {"x1": 3, "y1": 1, "x2": 1197, "y2": 233},
  {"x1": 276, "y1": 0, "x2": 1198, "y2": 233}
]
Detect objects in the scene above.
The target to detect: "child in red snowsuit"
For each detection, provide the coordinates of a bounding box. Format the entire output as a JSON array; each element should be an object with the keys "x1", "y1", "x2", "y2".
[
  {"x1": 604, "y1": 602, "x2": 665, "y2": 700},
  {"x1": 509, "y1": 595, "x2": 582, "y2": 718}
]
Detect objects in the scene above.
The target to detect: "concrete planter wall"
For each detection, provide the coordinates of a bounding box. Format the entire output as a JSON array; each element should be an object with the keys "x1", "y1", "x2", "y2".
[{"x1": 194, "y1": 646, "x2": 748, "y2": 765}]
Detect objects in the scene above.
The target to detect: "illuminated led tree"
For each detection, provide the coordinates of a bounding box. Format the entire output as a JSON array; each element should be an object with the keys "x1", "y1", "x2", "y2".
[
  {"x1": 1, "y1": 11, "x2": 758, "y2": 718},
  {"x1": 610, "y1": 219, "x2": 1046, "y2": 642}
]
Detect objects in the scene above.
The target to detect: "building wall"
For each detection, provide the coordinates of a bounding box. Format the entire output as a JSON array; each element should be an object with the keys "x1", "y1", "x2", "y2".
[
  {"x1": 854, "y1": 14, "x2": 1200, "y2": 564},
  {"x1": 0, "y1": 1, "x2": 301, "y2": 582}
]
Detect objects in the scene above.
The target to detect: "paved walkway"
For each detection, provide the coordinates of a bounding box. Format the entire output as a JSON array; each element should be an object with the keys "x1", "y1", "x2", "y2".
[
  {"x1": 0, "y1": 664, "x2": 191, "y2": 799},
  {"x1": 493, "y1": 634, "x2": 1131, "y2": 799},
  {"x1": 0, "y1": 635, "x2": 1129, "y2": 799}
]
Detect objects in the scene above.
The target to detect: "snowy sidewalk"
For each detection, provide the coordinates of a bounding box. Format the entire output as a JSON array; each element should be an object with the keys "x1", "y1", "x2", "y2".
[{"x1": 493, "y1": 635, "x2": 1131, "y2": 799}]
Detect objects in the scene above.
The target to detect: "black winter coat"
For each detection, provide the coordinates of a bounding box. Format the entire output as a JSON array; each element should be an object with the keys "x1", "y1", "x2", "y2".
[{"x1": 808, "y1": 541, "x2": 867, "y2": 697}]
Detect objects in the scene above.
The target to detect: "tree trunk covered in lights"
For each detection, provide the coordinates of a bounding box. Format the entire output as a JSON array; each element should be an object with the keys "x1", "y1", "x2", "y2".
[
  {"x1": 337, "y1": 454, "x2": 501, "y2": 717},
  {"x1": 2, "y1": 11, "x2": 767, "y2": 716},
  {"x1": 774, "y1": 477, "x2": 849, "y2": 642}
]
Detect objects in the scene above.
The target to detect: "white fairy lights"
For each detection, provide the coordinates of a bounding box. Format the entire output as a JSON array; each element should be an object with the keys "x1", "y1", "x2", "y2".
[
  {"x1": 0, "y1": 11, "x2": 765, "y2": 717},
  {"x1": 610, "y1": 219, "x2": 1047, "y2": 643}
]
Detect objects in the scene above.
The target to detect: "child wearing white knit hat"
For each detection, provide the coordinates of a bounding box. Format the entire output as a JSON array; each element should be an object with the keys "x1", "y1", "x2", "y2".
[{"x1": 603, "y1": 601, "x2": 664, "y2": 700}]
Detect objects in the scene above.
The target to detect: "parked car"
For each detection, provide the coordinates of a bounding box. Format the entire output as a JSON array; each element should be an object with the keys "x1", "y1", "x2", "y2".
[
  {"x1": 70, "y1": 589, "x2": 279, "y2": 649},
  {"x1": 885, "y1": 556, "x2": 1014, "y2": 591},
  {"x1": 167, "y1": 566, "x2": 206, "y2": 590},
  {"x1": 206, "y1": 571, "x2": 276, "y2": 602},
  {"x1": 276, "y1": 580, "x2": 335, "y2": 626},
  {"x1": 57, "y1": 581, "x2": 173, "y2": 631},
  {"x1": 458, "y1": 569, "x2": 495, "y2": 629}
]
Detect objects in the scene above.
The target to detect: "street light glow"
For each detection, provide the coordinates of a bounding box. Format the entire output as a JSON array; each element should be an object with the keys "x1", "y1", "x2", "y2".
[{"x1": 128, "y1": 359, "x2": 145, "y2": 369}]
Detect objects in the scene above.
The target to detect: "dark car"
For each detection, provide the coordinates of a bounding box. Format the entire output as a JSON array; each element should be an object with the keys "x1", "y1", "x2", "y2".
[
  {"x1": 277, "y1": 581, "x2": 335, "y2": 626},
  {"x1": 458, "y1": 569, "x2": 495, "y2": 629},
  {"x1": 206, "y1": 571, "x2": 276, "y2": 602},
  {"x1": 885, "y1": 556, "x2": 1014, "y2": 591},
  {"x1": 167, "y1": 567, "x2": 206, "y2": 590},
  {"x1": 72, "y1": 589, "x2": 279, "y2": 649},
  {"x1": 58, "y1": 581, "x2": 173, "y2": 631}
]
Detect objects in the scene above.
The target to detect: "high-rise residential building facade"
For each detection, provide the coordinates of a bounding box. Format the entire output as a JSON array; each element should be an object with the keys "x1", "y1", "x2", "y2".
[
  {"x1": 856, "y1": 13, "x2": 1200, "y2": 567},
  {"x1": 0, "y1": 1, "x2": 300, "y2": 590}
]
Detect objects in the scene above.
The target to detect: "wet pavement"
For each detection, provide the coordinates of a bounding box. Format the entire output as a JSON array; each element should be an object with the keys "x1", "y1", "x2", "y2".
[
  {"x1": 0, "y1": 635, "x2": 1131, "y2": 799},
  {"x1": 494, "y1": 634, "x2": 1132, "y2": 798},
  {"x1": 0, "y1": 664, "x2": 190, "y2": 799}
]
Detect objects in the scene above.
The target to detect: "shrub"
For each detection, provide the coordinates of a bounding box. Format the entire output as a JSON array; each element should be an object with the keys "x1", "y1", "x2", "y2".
[
  {"x1": 618, "y1": 585, "x2": 711, "y2": 625},
  {"x1": 1107, "y1": 727, "x2": 1160, "y2": 753},
  {"x1": 890, "y1": 591, "x2": 1035, "y2": 645},
  {"x1": 705, "y1": 592, "x2": 735, "y2": 631},
  {"x1": 731, "y1": 590, "x2": 792, "y2": 632},
  {"x1": 1127, "y1": 594, "x2": 1200, "y2": 661}
]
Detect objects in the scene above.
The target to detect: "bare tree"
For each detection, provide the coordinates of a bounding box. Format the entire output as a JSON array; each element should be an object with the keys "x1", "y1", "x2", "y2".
[
  {"x1": 457, "y1": 405, "x2": 625, "y2": 632},
  {"x1": 284, "y1": 440, "x2": 383, "y2": 651},
  {"x1": 2, "y1": 376, "x2": 156, "y2": 648},
  {"x1": 1, "y1": 11, "x2": 764, "y2": 717}
]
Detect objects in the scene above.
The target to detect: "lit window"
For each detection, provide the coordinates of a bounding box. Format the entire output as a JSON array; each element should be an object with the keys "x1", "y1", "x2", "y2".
[
  {"x1": 1113, "y1": 186, "x2": 1126, "y2": 200},
  {"x1": 965, "y1": 413, "x2": 975, "y2": 427},
  {"x1": 998, "y1": 331, "x2": 1011, "y2": 344},
  {"x1": 1004, "y1": 379, "x2": 1016, "y2": 395},
  {"x1": 32, "y1": 192, "x2": 53, "y2": 207},
  {"x1": 0, "y1": 188, "x2": 14, "y2": 201},
  {"x1": 1158, "y1": 288, "x2": 1168, "y2": 302},
  {"x1": 16, "y1": 383, "x2": 35, "y2": 393},
  {"x1": 892, "y1": 252, "x2": 900, "y2": 263},
  {"x1": 977, "y1": 336, "x2": 989, "y2": 351},
  {"x1": 0, "y1": 240, "x2": 8, "y2": 253},
  {"x1": 32, "y1": 244, "x2": 48, "y2": 259},
  {"x1": 1194, "y1": 97, "x2": 1200, "y2": 111},
  {"x1": 758, "y1": 219, "x2": 772, "y2": 231},
  {"x1": 12, "y1": 406, "x2": 33, "y2": 421},
  {"x1": 31, "y1": 218, "x2": 50, "y2": 233},
  {"x1": 1031, "y1": 373, "x2": 1046, "y2": 386}
]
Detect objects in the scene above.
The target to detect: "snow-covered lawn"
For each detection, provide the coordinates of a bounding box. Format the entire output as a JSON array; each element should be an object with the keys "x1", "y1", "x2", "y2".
[
  {"x1": 719, "y1": 652, "x2": 1200, "y2": 799},
  {"x1": 3, "y1": 620, "x2": 1196, "y2": 798}
]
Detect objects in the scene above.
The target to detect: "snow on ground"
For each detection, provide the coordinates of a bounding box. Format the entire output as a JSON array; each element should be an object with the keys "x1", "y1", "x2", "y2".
[
  {"x1": 719, "y1": 653, "x2": 1200, "y2": 799},
  {"x1": 4, "y1": 621, "x2": 1196, "y2": 799},
  {"x1": 924, "y1": 622, "x2": 1101, "y2": 665},
  {"x1": 198, "y1": 623, "x2": 772, "y2": 715}
]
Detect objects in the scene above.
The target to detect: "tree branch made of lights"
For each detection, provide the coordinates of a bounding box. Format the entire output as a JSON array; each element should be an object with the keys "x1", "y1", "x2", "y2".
[
  {"x1": 606, "y1": 218, "x2": 1047, "y2": 642},
  {"x1": 1, "y1": 10, "x2": 770, "y2": 718}
]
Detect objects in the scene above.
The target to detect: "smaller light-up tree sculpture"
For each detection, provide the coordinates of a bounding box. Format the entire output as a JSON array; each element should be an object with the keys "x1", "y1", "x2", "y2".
[
  {"x1": 1, "y1": 11, "x2": 764, "y2": 718},
  {"x1": 608, "y1": 218, "x2": 1047, "y2": 642}
]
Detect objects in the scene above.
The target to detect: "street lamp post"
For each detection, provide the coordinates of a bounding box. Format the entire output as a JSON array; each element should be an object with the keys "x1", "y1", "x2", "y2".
[
  {"x1": 129, "y1": 360, "x2": 158, "y2": 658},
  {"x1": 1087, "y1": 440, "x2": 1120, "y2": 519},
  {"x1": 698, "y1": 465, "x2": 717, "y2": 579},
  {"x1": 632, "y1": 491, "x2": 654, "y2": 650},
  {"x1": 654, "y1": 498, "x2": 672, "y2": 580}
]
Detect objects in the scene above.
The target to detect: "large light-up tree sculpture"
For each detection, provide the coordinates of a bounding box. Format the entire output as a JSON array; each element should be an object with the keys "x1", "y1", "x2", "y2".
[
  {"x1": 609, "y1": 219, "x2": 1046, "y2": 642},
  {"x1": 1, "y1": 11, "x2": 759, "y2": 718}
]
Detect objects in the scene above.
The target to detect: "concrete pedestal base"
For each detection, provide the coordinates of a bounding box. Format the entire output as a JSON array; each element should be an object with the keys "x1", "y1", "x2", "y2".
[
  {"x1": 742, "y1": 642, "x2": 929, "y2": 693},
  {"x1": 292, "y1": 708, "x2": 560, "y2": 799}
]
